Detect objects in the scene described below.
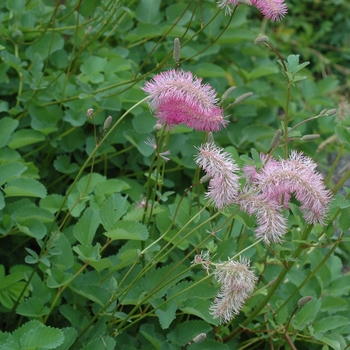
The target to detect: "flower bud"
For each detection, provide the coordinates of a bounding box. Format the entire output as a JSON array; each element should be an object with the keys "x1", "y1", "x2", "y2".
[
  {"x1": 232, "y1": 92, "x2": 253, "y2": 105},
  {"x1": 254, "y1": 35, "x2": 269, "y2": 45},
  {"x1": 221, "y1": 86, "x2": 236, "y2": 103},
  {"x1": 153, "y1": 123, "x2": 163, "y2": 132},
  {"x1": 103, "y1": 116, "x2": 112, "y2": 129},
  {"x1": 319, "y1": 109, "x2": 328, "y2": 116},
  {"x1": 301, "y1": 134, "x2": 320, "y2": 141},
  {"x1": 193, "y1": 333, "x2": 206, "y2": 344},
  {"x1": 173, "y1": 38, "x2": 181, "y2": 63},
  {"x1": 270, "y1": 129, "x2": 282, "y2": 149},
  {"x1": 200, "y1": 174, "x2": 211, "y2": 184},
  {"x1": 298, "y1": 296, "x2": 313, "y2": 307},
  {"x1": 236, "y1": 0, "x2": 252, "y2": 5},
  {"x1": 326, "y1": 109, "x2": 337, "y2": 116},
  {"x1": 207, "y1": 132, "x2": 215, "y2": 144}
]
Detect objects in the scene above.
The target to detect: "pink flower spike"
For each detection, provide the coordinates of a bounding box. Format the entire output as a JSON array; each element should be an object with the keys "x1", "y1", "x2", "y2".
[
  {"x1": 195, "y1": 143, "x2": 240, "y2": 209},
  {"x1": 251, "y1": 0, "x2": 288, "y2": 21},
  {"x1": 143, "y1": 69, "x2": 227, "y2": 132}
]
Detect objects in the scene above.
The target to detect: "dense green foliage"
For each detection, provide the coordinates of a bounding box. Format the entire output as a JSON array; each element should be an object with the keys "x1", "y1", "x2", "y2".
[{"x1": 0, "y1": 0, "x2": 349, "y2": 349}]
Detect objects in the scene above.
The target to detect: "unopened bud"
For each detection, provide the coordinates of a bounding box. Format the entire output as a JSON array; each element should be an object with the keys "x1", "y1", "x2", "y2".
[
  {"x1": 207, "y1": 132, "x2": 214, "y2": 144},
  {"x1": 221, "y1": 86, "x2": 236, "y2": 103},
  {"x1": 86, "y1": 108, "x2": 94, "y2": 119},
  {"x1": 200, "y1": 175, "x2": 211, "y2": 184},
  {"x1": 153, "y1": 123, "x2": 163, "y2": 132},
  {"x1": 319, "y1": 109, "x2": 328, "y2": 116},
  {"x1": 254, "y1": 35, "x2": 269, "y2": 45},
  {"x1": 270, "y1": 129, "x2": 282, "y2": 148},
  {"x1": 193, "y1": 333, "x2": 206, "y2": 344},
  {"x1": 236, "y1": 0, "x2": 252, "y2": 5},
  {"x1": 104, "y1": 116, "x2": 112, "y2": 129},
  {"x1": 173, "y1": 38, "x2": 181, "y2": 63},
  {"x1": 326, "y1": 109, "x2": 337, "y2": 116},
  {"x1": 232, "y1": 92, "x2": 253, "y2": 105},
  {"x1": 298, "y1": 296, "x2": 313, "y2": 307},
  {"x1": 301, "y1": 134, "x2": 320, "y2": 141}
]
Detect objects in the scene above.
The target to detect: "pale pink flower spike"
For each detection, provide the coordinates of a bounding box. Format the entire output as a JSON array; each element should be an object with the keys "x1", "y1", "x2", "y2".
[
  {"x1": 210, "y1": 258, "x2": 257, "y2": 324},
  {"x1": 195, "y1": 142, "x2": 240, "y2": 209}
]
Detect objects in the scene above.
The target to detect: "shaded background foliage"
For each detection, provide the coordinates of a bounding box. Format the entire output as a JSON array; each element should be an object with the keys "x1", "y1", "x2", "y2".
[{"x1": 0, "y1": 0, "x2": 350, "y2": 349}]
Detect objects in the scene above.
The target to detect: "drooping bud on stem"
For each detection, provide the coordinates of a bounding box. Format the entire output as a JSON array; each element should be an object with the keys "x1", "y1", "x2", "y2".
[
  {"x1": 153, "y1": 123, "x2": 163, "y2": 132},
  {"x1": 298, "y1": 296, "x2": 313, "y2": 307},
  {"x1": 103, "y1": 116, "x2": 112, "y2": 130},
  {"x1": 326, "y1": 108, "x2": 337, "y2": 116},
  {"x1": 221, "y1": 86, "x2": 236, "y2": 104},
  {"x1": 254, "y1": 35, "x2": 270, "y2": 45},
  {"x1": 232, "y1": 92, "x2": 253, "y2": 105},
  {"x1": 301, "y1": 134, "x2": 320, "y2": 141},
  {"x1": 173, "y1": 38, "x2": 181, "y2": 64},
  {"x1": 192, "y1": 333, "x2": 206, "y2": 344},
  {"x1": 270, "y1": 129, "x2": 283, "y2": 149}
]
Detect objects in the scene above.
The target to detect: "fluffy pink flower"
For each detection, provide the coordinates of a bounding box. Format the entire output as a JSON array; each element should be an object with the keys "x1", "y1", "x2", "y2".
[
  {"x1": 253, "y1": 151, "x2": 332, "y2": 226},
  {"x1": 238, "y1": 188, "x2": 288, "y2": 244},
  {"x1": 143, "y1": 69, "x2": 227, "y2": 132},
  {"x1": 210, "y1": 258, "x2": 257, "y2": 324},
  {"x1": 195, "y1": 142, "x2": 240, "y2": 209},
  {"x1": 218, "y1": 0, "x2": 287, "y2": 21}
]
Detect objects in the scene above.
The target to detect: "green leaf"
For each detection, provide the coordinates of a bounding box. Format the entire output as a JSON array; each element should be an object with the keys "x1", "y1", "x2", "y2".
[
  {"x1": 151, "y1": 298, "x2": 177, "y2": 329},
  {"x1": 192, "y1": 63, "x2": 226, "y2": 78},
  {"x1": 292, "y1": 298, "x2": 321, "y2": 330},
  {"x1": 16, "y1": 297, "x2": 50, "y2": 317},
  {"x1": 0, "y1": 162, "x2": 27, "y2": 187},
  {"x1": 180, "y1": 297, "x2": 218, "y2": 325},
  {"x1": 335, "y1": 125, "x2": 350, "y2": 145},
  {"x1": 7, "y1": 129, "x2": 45, "y2": 149},
  {"x1": 12, "y1": 320, "x2": 64, "y2": 349},
  {"x1": 4, "y1": 178, "x2": 47, "y2": 198},
  {"x1": 321, "y1": 296, "x2": 348, "y2": 314},
  {"x1": 54, "y1": 155, "x2": 79, "y2": 174},
  {"x1": 80, "y1": 336, "x2": 116, "y2": 350},
  {"x1": 0, "y1": 117, "x2": 19, "y2": 148},
  {"x1": 25, "y1": 33, "x2": 64, "y2": 60},
  {"x1": 139, "y1": 324, "x2": 163, "y2": 350},
  {"x1": 16, "y1": 218, "x2": 47, "y2": 239},
  {"x1": 94, "y1": 179, "x2": 130, "y2": 198},
  {"x1": 313, "y1": 316, "x2": 349, "y2": 334},
  {"x1": 167, "y1": 320, "x2": 212, "y2": 346},
  {"x1": 73, "y1": 243, "x2": 101, "y2": 262},
  {"x1": 104, "y1": 221, "x2": 149, "y2": 241},
  {"x1": 100, "y1": 193, "x2": 129, "y2": 231},
  {"x1": 40, "y1": 194, "x2": 66, "y2": 214},
  {"x1": 135, "y1": 0, "x2": 161, "y2": 24},
  {"x1": 73, "y1": 208, "x2": 100, "y2": 246}
]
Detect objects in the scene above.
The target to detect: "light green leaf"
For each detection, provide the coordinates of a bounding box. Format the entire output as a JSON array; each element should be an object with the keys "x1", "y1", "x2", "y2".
[
  {"x1": 16, "y1": 297, "x2": 50, "y2": 317},
  {"x1": 94, "y1": 179, "x2": 130, "y2": 198},
  {"x1": 104, "y1": 221, "x2": 149, "y2": 241},
  {"x1": 40, "y1": 194, "x2": 67, "y2": 214},
  {"x1": 16, "y1": 218, "x2": 47, "y2": 239},
  {"x1": 0, "y1": 162, "x2": 27, "y2": 187},
  {"x1": 54, "y1": 155, "x2": 79, "y2": 174},
  {"x1": 73, "y1": 243, "x2": 101, "y2": 262},
  {"x1": 100, "y1": 193, "x2": 129, "y2": 231},
  {"x1": 7, "y1": 129, "x2": 45, "y2": 149},
  {"x1": 73, "y1": 208, "x2": 100, "y2": 246},
  {"x1": 151, "y1": 298, "x2": 177, "y2": 330},
  {"x1": 25, "y1": 33, "x2": 64, "y2": 60},
  {"x1": 4, "y1": 178, "x2": 47, "y2": 198},
  {"x1": 0, "y1": 117, "x2": 19, "y2": 148},
  {"x1": 192, "y1": 63, "x2": 226, "y2": 78},
  {"x1": 180, "y1": 298, "x2": 218, "y2": 325},
  {"x1": 135, "y1": 0, "x2": 161, "y2": 24},
  {"x1": 292, "y1": 298, "x2": 321, "y2": 330},
  {"x1": 13, "y1": 320, "x2": 64, "y2": 349},
  {"x1": 335, "y1": 125, "x2": 350, "y2": 145},
  {"x1": 313, "y1": 316, "x2": 349, "y2": 334}
]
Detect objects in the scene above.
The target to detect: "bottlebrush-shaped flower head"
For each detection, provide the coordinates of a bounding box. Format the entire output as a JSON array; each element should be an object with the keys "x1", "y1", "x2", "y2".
[
  {"x1": 143, "y1": 69, "x2": 227, "y2": 132},
  {"x1": 210, "y1": 258, "x2": 257, "y2": 324},
  {"x1": 195, "y1": 142, "x2": 240, "y2": 209}
]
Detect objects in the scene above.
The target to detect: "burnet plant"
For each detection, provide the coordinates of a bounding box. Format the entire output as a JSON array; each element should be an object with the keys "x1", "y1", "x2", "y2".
[{"x1": 0, "y1": 0, "x2": 349, "y2": 349}]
